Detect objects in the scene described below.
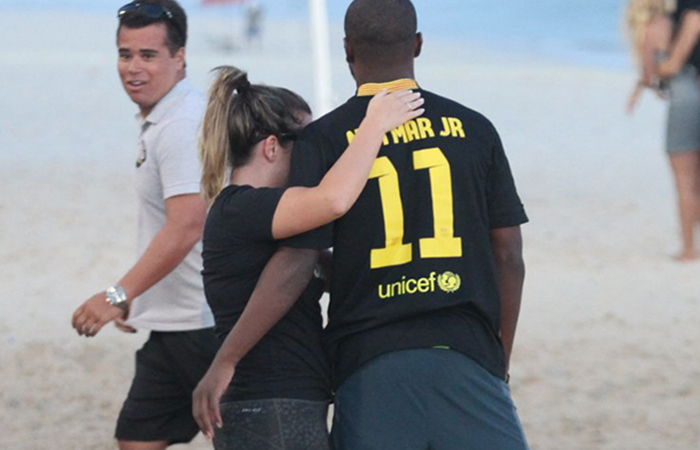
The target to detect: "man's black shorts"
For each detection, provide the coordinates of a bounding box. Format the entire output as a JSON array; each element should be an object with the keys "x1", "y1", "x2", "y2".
[{"x1": 115, "y1": 328, "x2": 219, "y2": 444}]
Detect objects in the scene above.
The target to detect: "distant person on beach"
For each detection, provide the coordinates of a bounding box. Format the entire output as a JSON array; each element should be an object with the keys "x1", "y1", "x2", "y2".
[
  {"x1": 191, "y1": 65, "x2": 423, "y2": 449},
  {"x1": 194, "y1": 0, "x2": 530, "y2": 448},
  {"x1": 658, "y1": 0, "x2": 700, "y2": 260},
  {"x1": 246, "y1": 1, "x2": 263, "y2": 49},
  {"x1": 627, "y1": 0, "x2": 700, "y2": 261},
  {"x1": 71, "y1": 1, "x2": 219, "y2": 448}
]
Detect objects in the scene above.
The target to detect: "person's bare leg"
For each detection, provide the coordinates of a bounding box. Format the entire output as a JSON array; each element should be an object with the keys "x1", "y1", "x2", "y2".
[
  {"x1": 695, "y1": 153, "x2": 700, "y2": 226},
  {"x1": 669, "y1": 151, "x2": 700, "y2": 261},
  {"x1": 118, "y1": 440, "x2": 168, "y2": 450}
]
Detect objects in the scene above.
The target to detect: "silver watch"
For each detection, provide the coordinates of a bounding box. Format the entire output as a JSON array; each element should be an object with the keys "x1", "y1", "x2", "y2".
[{"x1": 105, "y1": 284, "x2": 129, "y2": 312}]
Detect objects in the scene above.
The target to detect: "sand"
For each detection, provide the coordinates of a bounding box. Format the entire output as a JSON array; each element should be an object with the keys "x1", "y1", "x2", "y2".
[{"x1": 1, "y1": 9, "x2": 699, "y2": 450}]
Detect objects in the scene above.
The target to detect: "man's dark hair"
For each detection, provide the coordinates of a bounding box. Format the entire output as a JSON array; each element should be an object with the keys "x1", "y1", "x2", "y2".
[
  {"x1": 344, "y1": 0, "x2": 418, "y2": 64},
  {"x1": 117, "y1": 0, "x2": 187, "y2": 55}
]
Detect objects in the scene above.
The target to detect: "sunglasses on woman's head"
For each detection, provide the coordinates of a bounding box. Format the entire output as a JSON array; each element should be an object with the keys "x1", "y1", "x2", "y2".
[{"x1": 278, "y1": 132, "x2": 299, "y2": 142}]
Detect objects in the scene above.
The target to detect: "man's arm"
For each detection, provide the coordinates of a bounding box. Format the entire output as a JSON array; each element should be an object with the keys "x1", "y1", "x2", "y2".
[
  {"x1": 192, "y1": 246, "x2": 318, "y2": 439},
  {"x1": 658, "y1": 10, "x2": 700, "y2": 77},
  {"x1": 490, "y1": 226, "x2": 525, "y2": 374},
  {"x1": 119, "y1": 193, "x2": 207, "y2": 300},
  {"x1": 71, "y1": 193, "x2": 207, "y2": 337}
]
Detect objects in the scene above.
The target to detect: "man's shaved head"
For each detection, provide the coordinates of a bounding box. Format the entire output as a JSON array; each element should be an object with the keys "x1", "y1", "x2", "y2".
[{"x1": 344, "y1": 0, "x2": 418, "y2": 65}]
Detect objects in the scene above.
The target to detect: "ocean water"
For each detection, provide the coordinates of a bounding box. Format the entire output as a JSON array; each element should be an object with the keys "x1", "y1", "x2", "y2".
[{"x1": 0, "y1": 0, "x2": 630, "y2": 69}]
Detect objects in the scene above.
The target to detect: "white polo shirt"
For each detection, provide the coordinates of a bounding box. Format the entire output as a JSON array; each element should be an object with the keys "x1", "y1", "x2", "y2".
[{"x1": 127, "y1": 78, "x2": 214, "y2": 331}]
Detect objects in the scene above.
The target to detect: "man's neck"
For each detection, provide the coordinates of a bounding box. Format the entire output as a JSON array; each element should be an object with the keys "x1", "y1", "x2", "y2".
[
  {"x1": 352, "y1": 65, "x2": 415, "y2": 88},
  {"x1": 139, "y1": 73, "x2": 185, "y2": 119}
]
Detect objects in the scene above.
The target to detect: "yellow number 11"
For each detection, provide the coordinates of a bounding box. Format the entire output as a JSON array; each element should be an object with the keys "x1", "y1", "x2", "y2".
[{"x1": 368, "y1": 147, "x2": 462, "y2": 269}]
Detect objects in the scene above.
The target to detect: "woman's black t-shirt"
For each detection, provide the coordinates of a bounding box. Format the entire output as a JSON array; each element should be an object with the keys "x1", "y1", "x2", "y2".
[
  {"x1": 674, "y1": 0, "x2": 700, "y2": 71},
  {"x1": 202, "y1": 184, "x2": 330, "y2": 402}
]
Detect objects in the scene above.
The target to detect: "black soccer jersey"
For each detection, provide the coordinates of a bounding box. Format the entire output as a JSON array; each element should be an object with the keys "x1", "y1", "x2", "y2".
[
  {"x1": 285, "y1": 79, "x2": 528, "y2": 389},
  {"x1": 202, "y1": 185, "x2": 331, "y2": 402}
]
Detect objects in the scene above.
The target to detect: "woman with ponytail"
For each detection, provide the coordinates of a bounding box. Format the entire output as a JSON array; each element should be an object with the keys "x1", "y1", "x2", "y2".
[{"x1": 194, "y1": 66, "x2": 424, "y2": 449}]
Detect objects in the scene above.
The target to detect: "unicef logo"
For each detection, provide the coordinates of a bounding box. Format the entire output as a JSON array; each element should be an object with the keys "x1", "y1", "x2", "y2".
[{"x1": 437, "y1": 271, "x2": 461, "y2": 293}]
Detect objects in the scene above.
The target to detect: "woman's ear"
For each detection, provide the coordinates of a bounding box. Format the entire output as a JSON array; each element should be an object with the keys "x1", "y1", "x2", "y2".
[{"x1": 261, "y1": 135, "x2": 280, "y2": 162}]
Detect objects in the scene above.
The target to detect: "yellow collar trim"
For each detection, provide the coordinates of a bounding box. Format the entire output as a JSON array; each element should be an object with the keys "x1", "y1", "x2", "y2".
[{"x1": 357, "y1": 79, "x2": 419, "y2": 96}]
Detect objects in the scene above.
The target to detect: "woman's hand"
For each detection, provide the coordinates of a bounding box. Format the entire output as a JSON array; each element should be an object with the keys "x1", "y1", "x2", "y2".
[
  {"x1": 192, "y1": 360, "x2": 235, "y2": 440},
  {"x1": 365, "y1": 89, "x2": 425, "y2": 133},
  {"x1": 626, "y1": 81, "x2": 644, "y2": 115}
]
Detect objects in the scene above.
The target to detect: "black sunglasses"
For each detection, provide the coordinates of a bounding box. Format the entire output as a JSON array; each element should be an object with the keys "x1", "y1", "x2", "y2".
[
  {"x1": 118, "y1": 1, "x2": 185, "y2": 41},
  {"x1": 118, "y1": 1, "x2": 174, "y2": 20},
  {"x1": 278, "y1": 132, "x2": 299, "y2": 142},
  {"x1": 250, "y1": 131, "x2": 298, "y2": 148}
]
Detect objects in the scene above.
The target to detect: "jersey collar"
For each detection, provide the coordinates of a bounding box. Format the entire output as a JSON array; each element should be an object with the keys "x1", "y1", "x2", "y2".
[{"x1": 356, "y1": 78, "x2": 419, "y2": 97}]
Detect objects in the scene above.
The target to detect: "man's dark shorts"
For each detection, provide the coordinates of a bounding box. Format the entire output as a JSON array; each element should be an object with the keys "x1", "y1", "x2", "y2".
[
  {"x1": 115, "y1": 328, "x2": 219, "y2": 444},
  {"x1": 332, "y1": 348, "x2": 529, "y2": 450}
]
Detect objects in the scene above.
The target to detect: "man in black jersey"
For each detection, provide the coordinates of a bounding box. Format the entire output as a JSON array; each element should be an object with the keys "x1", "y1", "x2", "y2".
[{"x1": 235, "y1": 0, "x2": 530, "y2": 448}]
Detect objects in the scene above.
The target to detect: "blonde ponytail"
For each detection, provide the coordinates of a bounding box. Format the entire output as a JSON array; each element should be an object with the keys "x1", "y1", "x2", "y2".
[
  {"x1": 199, "y1": 66, "x2": 251, "y2": 205},
  {"x1": 199, "y1": 65, "x2": 312, "y2": 205}
]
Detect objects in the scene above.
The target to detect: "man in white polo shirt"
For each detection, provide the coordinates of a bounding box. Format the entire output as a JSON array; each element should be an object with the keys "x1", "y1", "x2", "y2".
[{"x1": 71, "y1": 1, "x2": 218, "y2": 448}]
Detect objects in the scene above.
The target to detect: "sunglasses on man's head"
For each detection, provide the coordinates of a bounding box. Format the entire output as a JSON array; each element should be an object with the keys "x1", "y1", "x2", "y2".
[
  {"x1": 118, "y1": 1, "x2": 173, "y2": 20},
  {"x1": 118, "y1": 1, "x2": 185, "y2": 46},
  {"x1": 118, "y1": 1, "x2": 174, "y2": 20}
]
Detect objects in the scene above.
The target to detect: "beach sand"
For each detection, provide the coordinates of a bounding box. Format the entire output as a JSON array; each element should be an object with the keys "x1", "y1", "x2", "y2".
[{"x1": 1, "y1": 9, "x2": 699, "y2": 450}]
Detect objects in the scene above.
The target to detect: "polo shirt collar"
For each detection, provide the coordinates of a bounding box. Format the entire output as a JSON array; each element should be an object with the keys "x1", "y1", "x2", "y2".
[
  {"x1": 356, "y1": 78, "x2": 419, "y2": 97},
  {"x1": 136, "y1": 77, "x2": 193, "y2": 125}
]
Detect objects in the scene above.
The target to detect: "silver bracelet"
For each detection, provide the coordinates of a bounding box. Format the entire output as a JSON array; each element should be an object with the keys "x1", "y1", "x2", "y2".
[{"x1": 105, "y1": 284, "x2": 129, "y2": 312}]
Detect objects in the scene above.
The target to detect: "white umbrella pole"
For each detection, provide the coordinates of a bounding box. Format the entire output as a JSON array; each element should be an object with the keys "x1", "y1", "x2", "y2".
[{"x1": 308, "y1": 0, "x2": 333, "y2": 116}]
